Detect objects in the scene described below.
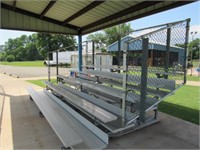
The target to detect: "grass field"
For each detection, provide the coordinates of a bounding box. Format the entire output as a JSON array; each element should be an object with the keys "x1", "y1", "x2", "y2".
[
  {"x1": 27, "y1": 78, "x2": 56, "y2": 88},
  {"x1": 193, "y1": 60, "x2": 199, "y2": 67},
  {"x1": 159, "y1": 85, "x2": 199, "y2": 125},
  {"x1": 187, "y1": 75, "x2": 200, "y2": 82},
  {"x1": 0, "y1": 61, "x2": 45, "y2": 67}
]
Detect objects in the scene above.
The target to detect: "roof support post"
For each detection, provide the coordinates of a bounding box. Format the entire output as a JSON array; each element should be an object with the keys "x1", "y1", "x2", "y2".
[
  {"x1": 78, "y1": 35, "x2": 82, "y2": 71},
  {"x1": 183, "y1": 19, "x2": 190, "y2": 84},
  {"x1": 139, "y1": 37, "x2": 149, "y2": 123}
]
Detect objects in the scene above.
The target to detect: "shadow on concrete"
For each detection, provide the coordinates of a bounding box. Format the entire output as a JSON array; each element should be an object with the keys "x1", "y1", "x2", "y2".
[
  {"x1": 159, "y1": 101, "x2": 199, "y2": 125},
  {"x1": 7, "y1": 94, "x2": 62, "y2": 149},
  {"x1": 0, "y1": 87, "x2": 6, "y2": 134},
  {"x1": 2, "y1": 92, "x2": 199, "y2": 149}
]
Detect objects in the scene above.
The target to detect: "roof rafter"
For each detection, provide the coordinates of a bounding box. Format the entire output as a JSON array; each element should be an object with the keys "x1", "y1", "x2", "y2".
[
  {"x1": 82, "y1": 1, "x2": 194, "y2": 34},
  {"x1": 40, "y1": 0, "x2": 57, "y2": 19},
  {"x1": 13, "y1": 0, "x2": 17, "y2": 10},
  {"x1": 63, "y1": 0, "x2": 105, "y2": 25},
  {"x1": 1, "y1": 3, "x2": 79, "y2": 31},
  {"x1": 82, "y1": 1, "x2": 161, "y2": 31}
]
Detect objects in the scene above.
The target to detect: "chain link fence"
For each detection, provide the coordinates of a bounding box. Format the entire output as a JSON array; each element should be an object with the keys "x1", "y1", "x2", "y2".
[{"x1": 123, "y1": 19, "x2": 189, "y2": 123}]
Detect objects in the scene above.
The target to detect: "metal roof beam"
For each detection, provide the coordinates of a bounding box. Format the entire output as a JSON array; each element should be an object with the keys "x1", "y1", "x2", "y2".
[
  {"x1": 82, "y1": 1, "x2": 194, "y2": 35},
  {"x1": 82, "y1": 1, "x2": 162, "y2": 31},
  {"x1": 40, "y1": 0, "x2": 57, "y2": 19},
  {"x1": 1, "y1": 3, "x2": 80, "y2": 31},
  {"x1": 13, "y1": 0, "x2": 17, "y2": 10},
  {"x1": 63, "y1": 0, "x2": 105, "y2": 25}
]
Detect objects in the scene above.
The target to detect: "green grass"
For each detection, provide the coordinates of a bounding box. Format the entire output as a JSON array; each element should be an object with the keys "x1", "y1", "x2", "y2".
[
  {"x1": 0, "y1": 61, "x2": 45, "y2": 67},
  {"x1": 159, "y1": 85, "x2": 199, "y2": 125},
  {"x1": 187, "y1": 75, "x2": 200, "y2": 82},
  {"x1": 26, "y1": 79, "x2": 56, "y2": 88},
  {"x1": 193, "y1": 60, "x2": 199, "y2": 67}
]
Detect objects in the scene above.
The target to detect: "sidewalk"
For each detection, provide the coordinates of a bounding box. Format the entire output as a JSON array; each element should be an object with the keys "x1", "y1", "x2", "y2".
[
  {"x1": 186, "y1": 80, "x2": 200, "y2": 86},
  {"x1": 0, "y1": 73, "x2": 62, "y2": 149}
]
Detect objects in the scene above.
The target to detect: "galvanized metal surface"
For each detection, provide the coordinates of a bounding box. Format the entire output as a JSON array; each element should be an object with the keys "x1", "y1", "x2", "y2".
[
  {"x1": 183, "y1": 19, "x2": 191, "y2": 84},
  {"x1": 45, "y1": 0, "x2": 91, "y2": 22},
  {"x1": 26, "y1": 87, "x2": 82, "y2": 148},
  {"x1": 1, "y1": 8, "x2": 77, "y2": 34},
  {"x1": 1, "y1": 1, "x2": 193, "y2": 34},
  {"x1": 82, "y1": 69, "x2": 176, "y2": 90},
  {"x1": 63, "y1": 77, "x2": 149, "y2": 103},
  {"x1": 43, "y1": 81, "x2": 118, "y2": 123},
  {"x1": 78, "y1": 35, "x2": 82, "y2": 71},
  {"x1": 44, "y1": 90, "x2": 109, "y2": 146},
  {"x1": 58, "y1": 84, "x2": 122, "y2": 116},
  {"x1": 139, "y1": 38, "x2": 149, "y2": 122},
  {"x1": 16, "y1": 1, "x2": 49, "y2": 14}
]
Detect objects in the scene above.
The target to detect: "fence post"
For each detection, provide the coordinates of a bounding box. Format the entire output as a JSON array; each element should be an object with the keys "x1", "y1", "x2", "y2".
[
  {"x1": 122, "y1": 42, "x2": 128, "y2": 126},
  {"x1": 92, "y1": 40, "x2": 95, "y2": 68},
  {"x1": 118, "y1": 36, "x2": 121, "y2": 72},
  {"x1": 184, "y1": 19, "x2": 191, "y2": 84},
  {"x1": 165, "y1": 25, "x2": 171, "y2": 79},
  {"x1": 56, "y1": 51, "x2": 58, "y2": 82},
  {"x1": 139, "y1": 37, "x2": 149, "y2": 123}
]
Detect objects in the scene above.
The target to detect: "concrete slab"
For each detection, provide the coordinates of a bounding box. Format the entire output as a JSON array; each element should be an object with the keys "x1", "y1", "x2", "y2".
[
  {"x1": 0, "y1": 73, "x2": 62, "y2": 149},
  {"x1": 0, "y1": 73, "x2": 199, "y2": 149},
  {"x1": 0, "y1": 65, "x2": 70, "y2": 78},
  {"x1": 107, "y1": 112, "x2": 199, "y2": 149}
]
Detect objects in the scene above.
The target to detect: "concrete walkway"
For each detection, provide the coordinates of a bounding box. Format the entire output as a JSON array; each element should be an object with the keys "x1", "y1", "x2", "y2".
[
  {"x1": 0, "y1": 73, "x2": 199, "y2": 149},
  {"x1": 186, "y1": 81, "x2": 200, "y2": 86},
  {"x1": 0, "y1": 65, "x2": 70, "y2": 78}
]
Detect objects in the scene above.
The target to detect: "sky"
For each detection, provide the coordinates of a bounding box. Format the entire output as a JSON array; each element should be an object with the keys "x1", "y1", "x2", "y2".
[{"x1": 0, "y1": 1, "x2": 200, "y2": 45}]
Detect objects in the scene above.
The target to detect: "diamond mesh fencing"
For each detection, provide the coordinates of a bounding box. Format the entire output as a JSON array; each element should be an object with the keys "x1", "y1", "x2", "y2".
[{"x1": 123, "y1": 20, "x2": 189, "y2": 123}]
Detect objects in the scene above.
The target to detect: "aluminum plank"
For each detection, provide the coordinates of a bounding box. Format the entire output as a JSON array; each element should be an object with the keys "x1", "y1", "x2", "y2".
[
  {"x1": 26, "y1": 87, "x2": 82, "y2": 148},
  {"x1": 44, "y1": 90, "x2": 109, "y2": 145},
  {"x1": 63, "y1": 77, "x2": 148, "y2": 103},
  {"x1": 43, "y1": 81, "x2": 117, "y2": 123},
  {"x1": 78, "y1": 69, "x2": 175, "y2": 90},
  {"x1": 58, "y1": 84, "x2": 122, "y2": 116}
]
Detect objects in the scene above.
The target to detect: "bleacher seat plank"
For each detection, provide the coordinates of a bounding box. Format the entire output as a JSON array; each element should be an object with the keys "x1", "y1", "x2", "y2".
[
  {"x1": 27, "y1": 87, "x2": 82, "y2": 148},
  {"x1": 43, "y1": 81, "x2": 118, "y2": 123}
]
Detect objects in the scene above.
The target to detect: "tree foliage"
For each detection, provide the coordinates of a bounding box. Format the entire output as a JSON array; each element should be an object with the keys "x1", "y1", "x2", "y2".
[
  {"x1": 36, "y1": 33, "x2": 76, "y2": 58},
  {"x1": 87, "y1": 23, "x2": 133, "y2": 46},
  {"x1": 188, "y1": 38, "x2": 200, "y2": 60},
  {"x1": 0, "y1": 33, "x2": 76, "y2": 61},
  {"x1": 176, "y1": 38, "x2": 200, "y2": 60}
]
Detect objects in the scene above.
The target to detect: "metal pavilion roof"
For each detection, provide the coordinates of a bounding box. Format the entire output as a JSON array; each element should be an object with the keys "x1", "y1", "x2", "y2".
[{"x1": 0, "y1": 0, "x2": 196, "y2": 35}]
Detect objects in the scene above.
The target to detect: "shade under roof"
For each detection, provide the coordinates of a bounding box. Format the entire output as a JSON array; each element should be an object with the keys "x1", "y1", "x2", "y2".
[{"x1": 0, "y1": 0, "x2": 196, "y2": 35}]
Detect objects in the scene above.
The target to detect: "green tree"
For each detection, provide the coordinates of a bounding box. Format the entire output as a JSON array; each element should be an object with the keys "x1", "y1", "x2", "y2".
[
  {"x1": 26, "y1": 34, "x2": 43, "y2": 61},
  {"x1": 36, "y1": 33, "x2": 76, "y2": 58},
  {"x1": 87, "y1": 23, "x2": 133, "y2": 46},
  {"x1": 3, "y1": 35, "x2": 29, "y2": 60},
  {"x1": 1, "y1": 32, "x2": 76, "y2": 61},
  {"x1": 104, "y1": 23, "x2": 133, "y2": 45},
  {"x1": 6, "y1": 54, "x2": 15, "y2": 62},
  {"x1": 188, "y1": 38, "x2": 200, "y2": 60}
]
